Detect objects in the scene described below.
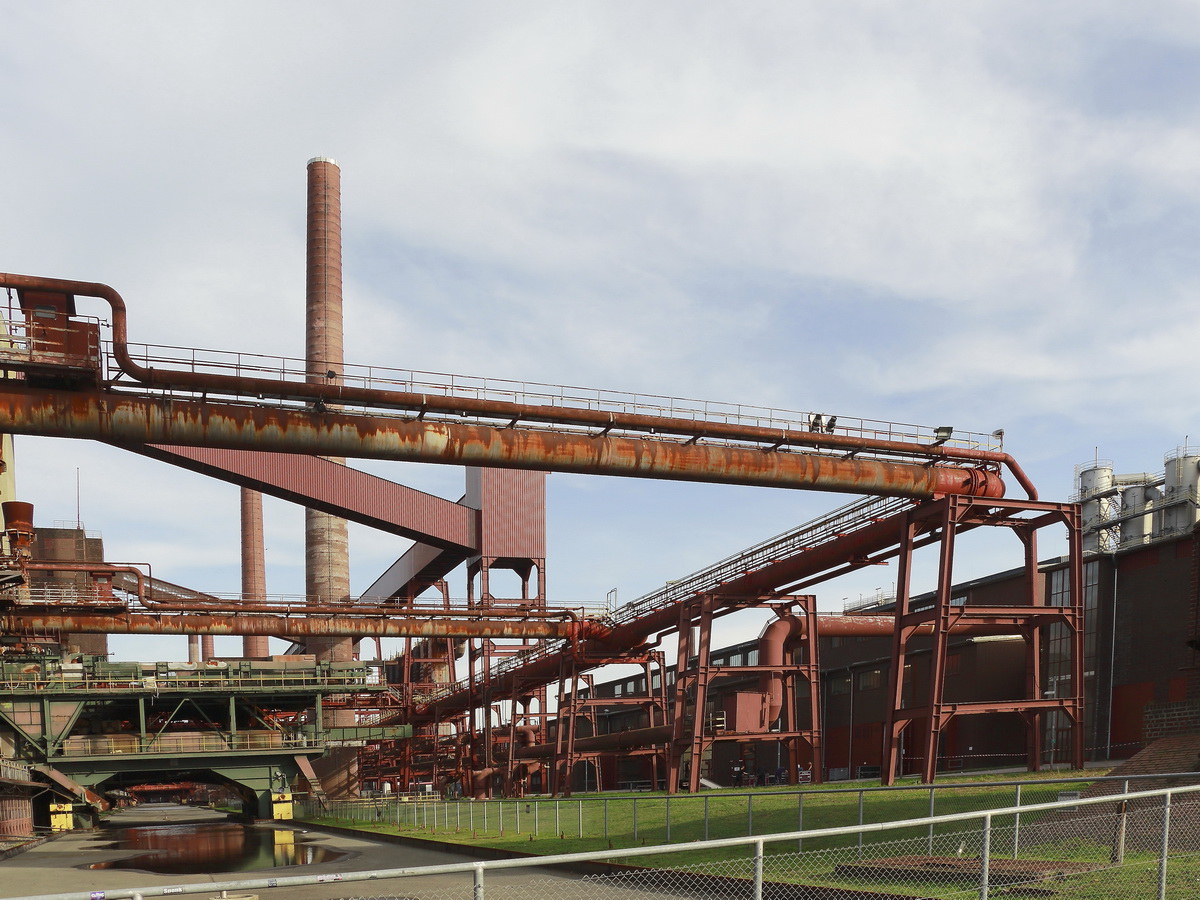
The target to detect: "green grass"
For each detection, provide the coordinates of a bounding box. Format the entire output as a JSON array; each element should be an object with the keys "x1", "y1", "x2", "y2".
[
  {"x1": 297, "y1": 772, "x2": 1200, "y2": 897},
  {"x1": 299, "y1": 768, "x2": 1103, "y2": 861}
]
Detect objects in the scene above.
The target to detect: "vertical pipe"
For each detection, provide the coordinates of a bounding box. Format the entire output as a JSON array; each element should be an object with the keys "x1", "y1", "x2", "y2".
[
  {"x1": 304, "y1": 157, "x2": 352, "y2": 678},
  {"x1": 241, "y1": 488, "x2": 269, "y2": 658},
  {"x1": 201, "y1": 634, "x2": 215, "y2": 661},
  {"x1": 188, "y1": 634, "x2": 201, "y2": 664}
]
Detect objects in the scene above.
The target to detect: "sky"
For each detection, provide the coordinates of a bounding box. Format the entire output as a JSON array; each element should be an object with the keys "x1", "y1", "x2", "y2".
[{"x1": 2, "y1": 2, "x2": 1199, "y2": 662}]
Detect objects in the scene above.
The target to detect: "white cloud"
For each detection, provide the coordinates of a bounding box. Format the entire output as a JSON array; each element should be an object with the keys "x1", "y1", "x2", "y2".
[{"x1": 1, "y1": 1, "x2": 1199, "y2": 661}]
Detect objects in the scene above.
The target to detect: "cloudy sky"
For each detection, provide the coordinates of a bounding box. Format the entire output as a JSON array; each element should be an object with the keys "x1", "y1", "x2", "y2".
[{"x1": 2, "y1": 2, "x2": 1199, "y2": 661}]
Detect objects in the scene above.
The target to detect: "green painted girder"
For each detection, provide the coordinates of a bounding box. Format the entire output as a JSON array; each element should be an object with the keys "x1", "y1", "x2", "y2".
[{"x1": 301, "y1": 724, "x2": 412, "y2": 741}]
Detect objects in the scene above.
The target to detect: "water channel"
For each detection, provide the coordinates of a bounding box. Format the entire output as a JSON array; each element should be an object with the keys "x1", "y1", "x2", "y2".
[{"x1": 86, "y1": 810, "x2": 346, "y2": 875}]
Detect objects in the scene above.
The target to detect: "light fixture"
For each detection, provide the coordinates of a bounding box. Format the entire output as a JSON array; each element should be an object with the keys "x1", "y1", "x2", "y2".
[{"x1": 932, "y1": 425, "x2": 954, "y2": 445}]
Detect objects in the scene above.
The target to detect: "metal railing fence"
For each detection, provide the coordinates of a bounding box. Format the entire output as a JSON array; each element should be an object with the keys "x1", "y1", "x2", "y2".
[
  {"x1": 296, "y1": 771, "x2": 1192, "y2": 848},
  {"x1": 15, "y1": 782, "x2": 1200, "y2": 900}
]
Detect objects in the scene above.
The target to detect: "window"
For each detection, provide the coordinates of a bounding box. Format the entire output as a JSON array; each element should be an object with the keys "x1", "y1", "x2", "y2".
[
  {"x1": 857, "y1": 668, "x2": 881, "y2": 691},
  {"x1": 830, "y1": 674, "x2": 850, "y2": 695}
]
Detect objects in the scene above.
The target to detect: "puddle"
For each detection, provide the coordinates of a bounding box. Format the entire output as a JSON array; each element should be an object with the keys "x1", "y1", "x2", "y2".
[{"x1": 87, "y1": 823, "x2": 346, "y2": 874}]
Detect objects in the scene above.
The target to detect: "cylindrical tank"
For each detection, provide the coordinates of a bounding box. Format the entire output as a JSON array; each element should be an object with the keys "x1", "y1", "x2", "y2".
[
  {"x1": 1162, "y1": 452, "x2": 1200, "y2": 535},
  {"x1": 1076, "y1": 462, "x2": 1113, "y2": 554},
  {"x1": 1120, "y1": 483, "x2": 1155, "y2": 546}
]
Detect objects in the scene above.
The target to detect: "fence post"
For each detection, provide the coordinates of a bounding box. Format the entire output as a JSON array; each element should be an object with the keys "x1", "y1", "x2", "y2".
[
  {"x1": 797, "y1": 792, "x2": 804, "y2": 852},
  {"x1": 604, "y1": 798, "x2": 608, "y2": 841},
  {"x1": 979, "y1": 813, "x2": 991, "y2": 900},
  {"x1": 857, "y1": 790, "x2": 865, "y2": 858},
  {"x1": 556, "y1": 800, "x2": 560, "y2": 837},
  {"x1": 704, "y1": 795, "x2": 710, "y2": 841},
  {"x1": 516, "y1": 800, "x2": 521, "y2": 834},
  {"x1": 1111, "y1": 799, "x2": 1128, "y2": 865},
  {"x1": 534, "y1": 800, "x2": 539, "y2": 836},
  {"x1": 666, "y1": 796, "x2": 671, "y2": 842},
  {"x1": 578, "y1": 800, "x2": 582, "y2": 839},
  {"x1": 470, "y1": 800, "x2": 474, "y2": 834},
  {"x1": 484, "y1": 800, "x2": 489, "y2": 834},
  {"x1": 753, "y1": 837, "x2": 764, "y2": 900},
  {"x1": 1011, "y1": 784, "x2": 1021, "y2": 859},
  {"x1": 1158, "y1": 792, "x2": 1172, "y2": 900},
  {"x1": 473, "y1": 861, "x2": 485, "y2": 900},
  {"x1": 747, "y1": 793, "x2": 753, "y2": 836},
  {"x1": 927, "y1": 787, "x2": 936, "y2": 856},
  {"x1": 633, "y1": 797, "x2": 638, "y2": 842}
]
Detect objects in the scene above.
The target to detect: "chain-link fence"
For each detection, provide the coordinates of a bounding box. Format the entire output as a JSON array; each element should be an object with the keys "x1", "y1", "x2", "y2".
[
  {"x1": 21, "y1": 782, "x2": 1200, "y2": 900},
  {"x1": 296, "y1": 772, "x2": 1191, "y2": 849}
]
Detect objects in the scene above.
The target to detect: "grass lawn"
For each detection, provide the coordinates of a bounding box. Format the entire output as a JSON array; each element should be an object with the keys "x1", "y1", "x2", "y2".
[{"x1": 297, "y1": 770, "x2": 1200, "y2": 896}]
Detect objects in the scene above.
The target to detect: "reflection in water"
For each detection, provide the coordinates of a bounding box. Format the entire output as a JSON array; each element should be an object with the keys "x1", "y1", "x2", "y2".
[{"x1": 89, "y1": 823, "x2": 345, "y2": 874}]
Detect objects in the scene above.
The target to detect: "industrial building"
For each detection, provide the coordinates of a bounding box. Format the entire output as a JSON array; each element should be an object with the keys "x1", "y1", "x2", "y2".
[{"x1": 5, "y1": 159, "x2": 1172, "y2": 838}]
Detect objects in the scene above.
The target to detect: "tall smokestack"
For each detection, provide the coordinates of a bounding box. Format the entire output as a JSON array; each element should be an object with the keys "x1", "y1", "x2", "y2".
[
  {"x1": 304, "y1": 157, "x2": 352, "y2": 670},
  {"x1": 241, "y1": 488, "x2": 269, "y2": 658}
]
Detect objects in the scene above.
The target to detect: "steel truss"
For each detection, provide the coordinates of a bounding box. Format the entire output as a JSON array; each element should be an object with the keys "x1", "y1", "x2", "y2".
[{"x1": 881, "y1": 495, "x2": 1085, "y2": 784}]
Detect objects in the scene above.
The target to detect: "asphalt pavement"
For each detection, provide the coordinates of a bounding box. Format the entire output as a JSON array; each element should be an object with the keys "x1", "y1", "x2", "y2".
[{"x1": 0, "y1": 804, "x2": 577, "y2": 900}]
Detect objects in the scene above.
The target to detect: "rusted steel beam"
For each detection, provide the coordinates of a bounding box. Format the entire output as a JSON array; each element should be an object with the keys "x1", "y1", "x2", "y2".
[
  {"x1": 0, "y1": 387, "x2": 1004, "y2": 499},
  {"x1": 0, "y1": 273, "x2": 1036, "y2": 499},
  {"x1": 0, "y1": 611, "x2": 576, "y2": 639},
  {"x1": 129, "y1": 444, "x2": 477, "y2": 551}
]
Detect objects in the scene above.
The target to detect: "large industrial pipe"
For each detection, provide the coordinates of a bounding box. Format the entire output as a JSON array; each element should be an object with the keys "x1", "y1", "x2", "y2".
[
  {"x1": 0, "y1": 611, "x2": 580, "y2": 639},
  {"x1": 759, "y1": 614, "x2": 804, "y2": 724},
  {"x1": 0, "y1": 273, "x2": 1032, "y2": 499},
  {"x1": 0, "y1": 387, "x2": 1006, "y2": 501},
  {"x1": 514, "y1": 724, "x2": 675, "y2": 760}
]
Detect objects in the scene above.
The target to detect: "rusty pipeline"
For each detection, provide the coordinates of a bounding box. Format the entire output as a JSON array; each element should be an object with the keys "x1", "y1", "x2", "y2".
[
  {"x1": 0, "y1": 386, "x2": 1006, "y2": 500},
  {"x1": 0, "y1": 274, "x2": 1031, "y2": 500},
  {"x1": 0, "y1": 611, "x2": 577, "y2": 639},
  {"x1": 22, "y1": 560, "x2": 151, "y2": 603}
]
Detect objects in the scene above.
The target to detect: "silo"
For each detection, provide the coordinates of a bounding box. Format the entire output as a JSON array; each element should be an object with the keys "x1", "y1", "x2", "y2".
[
  {"x1": 1162, "y1": 452, "x2": 1200, "y2": 536},
  {"x1": 1119, "y1": 483, "x2": 1155, "y2": 547},
  {"x1": 1076, "y1": 462, "x2": 1114, "y2": 554}
]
